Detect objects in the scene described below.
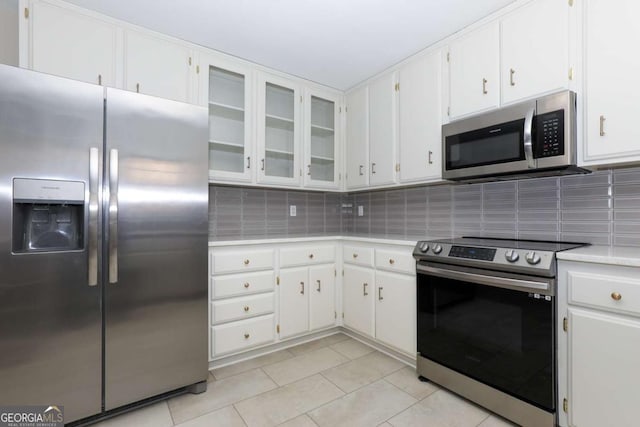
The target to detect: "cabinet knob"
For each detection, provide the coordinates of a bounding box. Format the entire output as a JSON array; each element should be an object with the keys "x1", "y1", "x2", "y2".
[
  {"x1": 389, "y1": 258, "x2": 395, "y2": 265},
  {"x1": 243, "y1": 282, "x2": 250, "y2": 288},
  {"x1": 244, "y1": 306, "x2": 250, "y2": 312},
  {"x1": 309, "y1": 253, "x2": 314, "y2": 259},
  {"x1": 244, "y1": 333, "x2": 250, "y2": 339},
  {"x1": 244, "y1": 259, "x2": 250, "y2": 265},
  {"x1": 352, "y1": 253, "x2": 358, "y2": 258},
  {"x1": 611, "y1": 292, "x2": 622, "y2": 301}
]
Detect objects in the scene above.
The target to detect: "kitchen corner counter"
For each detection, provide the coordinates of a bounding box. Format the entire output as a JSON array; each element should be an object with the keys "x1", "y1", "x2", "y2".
[
  {"x1": 209, "y1": 235, "x2": 420, "y2": 247},
  {"x1": 557, "y1": 245, "x2": 640, "y2": 267}
]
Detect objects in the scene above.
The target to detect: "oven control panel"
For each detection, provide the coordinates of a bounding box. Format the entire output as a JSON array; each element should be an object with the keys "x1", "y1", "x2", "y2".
[{"x1": 449, "y1": 245, "x2": 496, "y2": 261}]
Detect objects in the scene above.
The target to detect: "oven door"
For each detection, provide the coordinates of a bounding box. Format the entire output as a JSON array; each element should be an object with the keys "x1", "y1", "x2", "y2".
[{"x1": 417, "y1": 262, "x2": 556, "y2": 412}]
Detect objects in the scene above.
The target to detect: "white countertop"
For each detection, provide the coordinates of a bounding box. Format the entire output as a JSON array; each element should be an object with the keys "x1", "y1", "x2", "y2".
[
  {"x1": 557, "y1": 245, "x2": 640, "y2": 267},
  {"x1": 209, "y1": 235, "x2": 419, "y2": 247}
]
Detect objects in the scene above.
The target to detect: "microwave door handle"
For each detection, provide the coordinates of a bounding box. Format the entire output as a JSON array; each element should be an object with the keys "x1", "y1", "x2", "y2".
[{"x1": 524, "y1": 107, "x2": 536, "y2": 169}]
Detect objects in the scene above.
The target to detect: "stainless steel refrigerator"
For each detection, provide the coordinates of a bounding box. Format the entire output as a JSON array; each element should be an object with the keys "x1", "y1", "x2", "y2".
[{"x1": 0, "y1": 64, "x2": 208, "y2": 423}]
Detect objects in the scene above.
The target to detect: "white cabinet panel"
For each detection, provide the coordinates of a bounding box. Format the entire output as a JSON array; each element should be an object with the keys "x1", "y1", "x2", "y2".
[
  {"x1": 449, "y1": 21, "x2": 500, "y2": 118},
  {"x1": 368, "y1": 72, "x2": 397, "y2": 186},
  {"x1": 280, "y1": 245, "x2": 335, "y2": 268},
  {"x1": 309, "y1": 264, "x2": 336, "y2": 331},
  {"x1": 398, "y1": 50, "x2": 442, "y2": 183},
  {"x1": 568, "y1": 271, "x2": 640, "y2": 318},
  {"x1": 30, "y1": 1, "x2": 118, "y2": 86},
  {"x1": 211, "y1": 270, "x2": 275, "y2": 299},
  {"x1": 343, "y1": 265, "x2": 375, "y2": 337},
  {"x1": 345, "y1": 86, "x2": 369, "y2": 189},
  {"x1": 501, "y1": 0, "x2": 569, "y2": 104},
  {"x1": 124, "y1": 30, "x2": 192, "y2": 103},
  {"x1": 279, "y1": 267, "x2": 309, "y2": 339},
  {"x1": 375, "y1": 271, "x2": 416, "y2": 355},
  {"x1": 583, "y1": 0, "x2": 640, "y2": 164},
  {"x1": 212, "y1": 314, "x2": 275, "y2": 356},
  {"x1": 568, "y1": 308, "x2": 640, "y2": 427},
  {"x1": 211, "y1": 293, "x2": 274, "y2": 324},
  {"x1": 375, "y1": 248, "x2": 415, "y2": 275},
  {"x1": 211, "y1": 249, "x2": 274, "y2": 274},
  {"x1": 343, "y1": 245, "x2": 374, "y2": 267}
]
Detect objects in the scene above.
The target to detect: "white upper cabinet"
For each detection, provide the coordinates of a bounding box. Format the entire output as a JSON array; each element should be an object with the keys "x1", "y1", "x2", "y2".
[
  {"x1": 398, "y1": 50, "x2": 442, "y2": 183},
  {"x1": 124, "y1": 30, "x2": 193, "y2": 103},
  {"x1": 28, "y1": 0, "x2": 119, "y2": 87},
  {"x1": 345, "y1": 86, "x2": 369, "y2": 189},
  {"x1": 582, "y1": 0, "x2": 640, "y2": 165},
  {"x1": 501, "y1": 0, "x2": 570, "y2": 105},
  {"x1": 256, "y1": 73, "x2": 302, "y2": 186},
  {"x1": 368, "y1": 72, "x2": 397, "y2": 186},
  {"x1": 448, "y1": 21, "x2": 500, "y2": 119},
  {"x1": 304, "y1": 89, "x2": 340, "y2": 189},
  {"x1": 199, "y1": 55, "x2": 254, "y2": 183}
]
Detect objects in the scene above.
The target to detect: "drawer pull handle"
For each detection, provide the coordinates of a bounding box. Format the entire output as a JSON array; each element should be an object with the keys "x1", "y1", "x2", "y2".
[
  {"x1": 309, "y1": 253, "x2": 314, "y2": 259},
  {"x1": 363, "y1": 283, "x2": 368, "y2": 296},
  {"x1": 244, "y1": 333, "x2": 250, "y2": 339},
  {"x1": 244, "y1": 259, "x2": 250, "y2": 265},
  {"x1": 389, "y1": 259, "x2": 395, "y2": 265},
  {"x1": 300, "y1": 281, "x2": 305, "y2": 295},
  {"x1": 378, "y1": 287, "x2": 383, "y2": 301},
  {"x1": 243, "y1": 282, "x2": 250, "y2": 288},
  {"x1": 353, "y1": 253, "x2": 358, "y2": 258},
  {"x1": 611, "y1": 292, "x2": 622, "y2": 301},
  {"x1": 244, "y1": 306, "x2": 250, "y2": 312},
  {"x1": 316, "y1": 279, "x2": 321, "y2": 292}
]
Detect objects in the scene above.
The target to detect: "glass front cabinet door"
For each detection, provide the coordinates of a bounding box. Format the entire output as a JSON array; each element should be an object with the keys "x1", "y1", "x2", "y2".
[
  {"x1": 304, "y1": 89, "x2": 340, "y2": 189},
  {"x1": 199, "y1": 55, "x2": 254, "y2": 182},
  {"x1": 257, "y1": 73, "x2": 302, "y2": 186}
]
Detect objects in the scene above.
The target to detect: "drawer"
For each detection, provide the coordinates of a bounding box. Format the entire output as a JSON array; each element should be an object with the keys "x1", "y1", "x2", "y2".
[
  {"x1": 212, "y1": 293, "x2": 274, "y2": 324},
  {"x1": 211, "y1": 314, "x2": 275, "y2": 356},
  {"x1": 211, "y1": 271, "x2": 275, "y2": 299},
  {"x1": 211, "y1": 249, "x2": 274, "y2": 274},
  {"x1": 568, "y1": 271, "x2": 640, "y2": 318},
  {"x1": 375, "y1": 248, "x2": 415, "y2": 274},
  {"x1": 343, "y1": 245, "x2": 374, "y2": 267},
  {"x1": 280, "y1": 245, "x2": 335, "y2": 267}
]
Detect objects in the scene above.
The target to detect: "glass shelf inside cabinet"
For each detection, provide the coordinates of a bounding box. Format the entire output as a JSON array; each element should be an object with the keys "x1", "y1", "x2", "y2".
[
  {"x1": 265, "y1": 83, "x2": 295, "y2": 179},
  {"x1": 309, "y1": 96, "x2": 335, "y2": 182},
  {"x1": 209, "y1": 66, "x2": 245, "y2": 175}
]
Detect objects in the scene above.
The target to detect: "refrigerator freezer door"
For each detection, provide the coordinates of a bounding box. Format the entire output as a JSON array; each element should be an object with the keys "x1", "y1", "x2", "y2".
[
  {"x1": 104, "y1": 88, "x2": 209, "y2": 410},
  {"x1": 0, "y1": 65, "x2": 104, "y2": 423}
]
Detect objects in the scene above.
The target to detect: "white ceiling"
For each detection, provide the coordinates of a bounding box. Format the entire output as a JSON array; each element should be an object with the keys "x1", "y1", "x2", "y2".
[{"x1": 65, "y1": 0, "x2": 516, "y2": 90}]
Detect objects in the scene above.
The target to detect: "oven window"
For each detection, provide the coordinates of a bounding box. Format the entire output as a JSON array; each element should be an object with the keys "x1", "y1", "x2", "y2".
[
  {"x1": 417, "y1": 271, "x2": 555, "y2": 411},
  {"x1": 446, "y1": 118, "x2": 525, "y2": 170}
]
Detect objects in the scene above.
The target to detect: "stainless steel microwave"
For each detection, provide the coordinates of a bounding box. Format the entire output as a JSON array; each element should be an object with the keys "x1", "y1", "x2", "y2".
[{"x1": 442, "y1": 91, "x2": 588, "y2": 181}]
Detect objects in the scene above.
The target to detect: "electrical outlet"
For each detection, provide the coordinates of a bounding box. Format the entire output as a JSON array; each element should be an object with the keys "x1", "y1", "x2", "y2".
[
  {"x1": 358, "y1": 205, "x2": 364, "y2": 217},
  {"x1": 289, "y1": 205, "x2": 297, "y2": 217}
]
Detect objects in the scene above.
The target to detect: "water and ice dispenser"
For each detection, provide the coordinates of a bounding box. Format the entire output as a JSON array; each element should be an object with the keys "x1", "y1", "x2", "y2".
[{"x1": 12, "y1": 178, "x2": 85, "y2": 253}]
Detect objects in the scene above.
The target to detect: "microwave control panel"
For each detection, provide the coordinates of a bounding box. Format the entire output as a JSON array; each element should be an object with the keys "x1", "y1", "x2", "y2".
[{"x1": 536, "y1": 110, "x2": 564, "y2": 158}]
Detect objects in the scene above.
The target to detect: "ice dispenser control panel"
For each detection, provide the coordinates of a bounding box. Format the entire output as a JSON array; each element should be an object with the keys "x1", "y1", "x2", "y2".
[{"x1": 12, "y1": 178, "x2": 85, "y2": 253}]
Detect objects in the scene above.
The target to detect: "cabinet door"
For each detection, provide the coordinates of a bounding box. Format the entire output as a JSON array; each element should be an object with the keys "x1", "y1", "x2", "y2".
[
  {"x1": 309, "y1": 264, "x2": 336, "y2": 331},
  {"x1": 256, "y1": 73, "x2": 302, "y2": 186},
  {"x1": 345, "y1": 86, "x2": 369, "y2": 189},
  {"x1": 304, "y1": 89, "x2": 340, "y2": 189},
  {"x1": 343, "y1": 265, "x2": 375, "y2": 337},
  {"x1": 583, "y1": 0, "x2": 640, "y2": 164},
  {"x1": 568, "y1": 308, "x2": 640, "y2": 427},
  {"x1": 398, "y1": 51, "x2": 442, "y2": 183},
  {"x1": 198, "y1": 55, "x2": 254, "y2": 182},
  {"x1": 368, "y1": 72, "x2": 397, "y2": 186},
  {"x1": 124, "y1": 30, "x2": 192, "y2": 103},
  {"x1": 375, "y1": 271, "x2": 416, "y2": 354},
  {"x1": 278, "y1": 267, "x2": 309, "y2": 339},
  {"x1": 449, "y1": 21, "x2": 500, "y2": 118},
  {"x1": 501, "y1": 0, "x2": 569, "y2": 104},
  {"x1": 30, "y1": 1, "x2": 118, "y2": 86}
]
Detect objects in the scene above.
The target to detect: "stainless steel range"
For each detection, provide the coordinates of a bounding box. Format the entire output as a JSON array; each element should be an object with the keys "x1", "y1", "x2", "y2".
[{"x1": 413, "y1": 237, "x2": 588, "y2": 427}]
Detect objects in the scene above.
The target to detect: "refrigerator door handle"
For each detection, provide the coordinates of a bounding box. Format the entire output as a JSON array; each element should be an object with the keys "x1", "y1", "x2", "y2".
[
  {"x1": 88, "y1": 147, "x2": 99, "y2": 286},
  {"x1": 109, "y1": 148, "x2": 119, "y2": 284}
]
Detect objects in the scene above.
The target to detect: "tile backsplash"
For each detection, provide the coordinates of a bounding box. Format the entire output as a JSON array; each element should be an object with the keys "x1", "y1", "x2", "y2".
[{"x1": 209, "y1": 167, "x2": 640, "y2": 247}]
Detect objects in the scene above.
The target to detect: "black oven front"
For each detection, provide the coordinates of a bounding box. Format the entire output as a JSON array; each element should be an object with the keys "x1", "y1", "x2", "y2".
[{"x1": 416, "y1": 262, "x2": 556, "y2": 424}]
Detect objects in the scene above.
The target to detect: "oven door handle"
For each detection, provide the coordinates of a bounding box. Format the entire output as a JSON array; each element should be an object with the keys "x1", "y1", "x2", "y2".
[
  {"x1": 524, "y1": 106, "x2": 537, "y2": 169},
  {"x1": 417, "y1": 264, "x2": 551, "y2": 293}
]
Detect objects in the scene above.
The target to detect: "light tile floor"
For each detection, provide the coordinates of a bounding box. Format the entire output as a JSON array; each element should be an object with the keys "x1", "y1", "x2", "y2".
[{"x1": 93, "y1": 333, "x2": 518, "y2": 427}]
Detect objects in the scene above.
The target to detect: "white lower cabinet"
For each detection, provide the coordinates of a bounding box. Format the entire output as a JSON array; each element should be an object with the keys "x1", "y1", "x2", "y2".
[
  {"x1": 212, "y1": 315, "x2": 275, "y2": 356},
  {"x1": 558, "y1": 261, "x2": 640, "y2": 427},
  {"x1": 375, "y1": 271, "x2": 416, "y2": 355},
  {"x1": 343, "y1": 265, "x2": 376, "y2": 337},
  {"x1": 309, "y1": 264, "x2": 337, "y2": 331},
  {"x1": 279, "y1": 267, "x2": 310, "y2": 339}
]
